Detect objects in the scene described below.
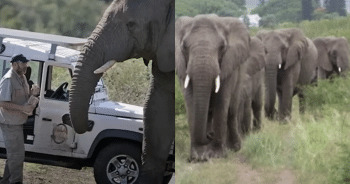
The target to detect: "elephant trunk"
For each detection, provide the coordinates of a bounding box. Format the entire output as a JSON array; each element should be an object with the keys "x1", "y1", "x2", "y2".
[
  {"x1": 265, "y1": 63, "x2": 277, "y2": 119},
  {"x1": 190, "y1": 65, "x2": 216, "y2": 146},
  {"x1": 69, "y1": 20, "x2": 131, "y2": 134},
  {"x1": 69, "y1": 42, "x2": 105, "y2": 133}
]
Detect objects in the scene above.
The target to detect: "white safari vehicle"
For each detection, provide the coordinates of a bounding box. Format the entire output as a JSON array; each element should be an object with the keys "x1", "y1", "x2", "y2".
[{"x1": 0, "y1": 28, "x2": 174, "y2": 184}]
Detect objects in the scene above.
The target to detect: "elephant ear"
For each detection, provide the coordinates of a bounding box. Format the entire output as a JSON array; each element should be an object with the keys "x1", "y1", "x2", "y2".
[
  {"x1": 245, "y1": 37, "x2": 266, "y2": 77},
  {"x1": 313, "y1": 38, "x2": 333, "y2": 71},
  {"x1": 156, "y1": 1, "x2": 175, "y2": 73},
  {"x1": 256, "y1": 30, "x2": 269, "y2": 41},
  {"x1": 217, "y1": 17, "x2": 250, "y2": 79},
  {"x1": 284, "y1": 29, "x2": 309, "y2": 70},
  {"x1": 175, "y1": 16, "x2": 193, "y2": 82}
]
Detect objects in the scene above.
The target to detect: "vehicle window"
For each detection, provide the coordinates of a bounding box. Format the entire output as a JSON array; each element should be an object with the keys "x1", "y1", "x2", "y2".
[
  {"x1": 27, "y1": 61, "x2": 42, "y2": 86},
  {"x1": 0, "y1": 59, "x2": 11, "y2": 77},
  {"x1": 51, "y1": 66, "x2": 72, "y2": 90},
  {"x1": 45, "y1": 65, "x2": 72, "y2": 101}
]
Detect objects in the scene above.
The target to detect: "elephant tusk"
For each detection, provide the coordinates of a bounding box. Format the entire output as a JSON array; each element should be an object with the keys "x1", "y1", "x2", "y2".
[
  {"x1": 94, "y1": 60, "x2": 117, "y2": 74},
  {"x1": 215, "y1": 75, "x2": 220, "y2": 93},
  {"x1": 279, "y1": 64, "x2": 282, "y2": 69},
  {"x1": 339, "y1": 67, "x2": 341, "y2": 72},
  {"x1": 184, "y1": 75, "x2": 190, "y2": 88}
]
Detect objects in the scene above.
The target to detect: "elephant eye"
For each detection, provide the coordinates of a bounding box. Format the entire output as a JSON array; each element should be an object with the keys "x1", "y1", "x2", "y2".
[
  {"x1": 333, "y1": 50, "x2": 337, "y2": 56},
  {"x1": 126, "y1": 21, "x2": 136, "y2": 30}
]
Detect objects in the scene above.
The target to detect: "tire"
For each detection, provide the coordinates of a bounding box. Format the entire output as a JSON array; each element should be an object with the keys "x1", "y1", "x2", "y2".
[{"x1": 94, "y1": 141, "x2": 142, "y2": 184}]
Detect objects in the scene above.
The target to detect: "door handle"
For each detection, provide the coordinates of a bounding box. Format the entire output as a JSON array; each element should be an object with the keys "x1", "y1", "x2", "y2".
[{"x1": 42, "y1": 118, "x2": 52, "y2": 122}]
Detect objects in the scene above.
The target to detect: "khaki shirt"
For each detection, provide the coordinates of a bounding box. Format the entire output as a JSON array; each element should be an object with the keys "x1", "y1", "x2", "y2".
[{"x1": 0, "y1": 69, "x2": 30, "y2": 125}]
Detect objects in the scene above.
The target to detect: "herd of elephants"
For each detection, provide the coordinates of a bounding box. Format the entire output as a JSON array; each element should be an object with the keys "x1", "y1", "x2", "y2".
[
  {"x1": 66, "y1": 0, "x2": 348, "y2": 182},
  {"x1": 175, "y1": 14, "x2": 350, "y2": 162}
]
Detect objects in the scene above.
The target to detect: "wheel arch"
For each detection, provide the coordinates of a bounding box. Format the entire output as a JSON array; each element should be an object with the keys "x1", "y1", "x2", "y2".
[{"x1": 87, "y1": 129, "x2": 143, "y2": 160}]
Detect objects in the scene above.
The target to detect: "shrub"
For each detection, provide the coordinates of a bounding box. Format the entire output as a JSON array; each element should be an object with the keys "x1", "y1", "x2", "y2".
[{"x1": 259, "y1": 14, "x2": 277, "y2": 28}]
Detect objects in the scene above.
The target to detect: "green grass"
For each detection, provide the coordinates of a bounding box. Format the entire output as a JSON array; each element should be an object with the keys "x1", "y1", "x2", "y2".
[
  {"x1": 102, "y1": 58, "x2": 151, "y2": 106},
  {"x1": 175, "y1": 16, "x2": 350, "y2": 183}
]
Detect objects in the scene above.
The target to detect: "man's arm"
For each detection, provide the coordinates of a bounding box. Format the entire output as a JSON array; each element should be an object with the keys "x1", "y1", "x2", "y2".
[{"x1": 0, "y1": 101, "x2": 28, "y2": 112}]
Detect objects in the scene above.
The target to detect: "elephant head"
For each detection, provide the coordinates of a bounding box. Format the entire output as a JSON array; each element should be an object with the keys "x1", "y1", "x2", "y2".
[
  {"x1": 257, "y1": 29, "x2": 309, "y2": 119},
  {"x1": 69, "y1": 0, "x2": 175, "y2": 134},
  {"x1": 176, "y1": 14, "x2": 250, "y2": 153},
  {"x1": 314, "y1": 37, "x2": 350, "y2": 76}
]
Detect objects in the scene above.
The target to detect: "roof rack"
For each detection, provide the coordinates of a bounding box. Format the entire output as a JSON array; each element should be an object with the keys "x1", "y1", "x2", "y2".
[{"x1": 0, "y1": 28, "x2": 87, "y2": 60}]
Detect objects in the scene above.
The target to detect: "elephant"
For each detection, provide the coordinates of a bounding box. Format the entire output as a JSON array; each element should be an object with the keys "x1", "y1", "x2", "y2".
[
  {"x1": 68, "y1": 0, "x2": 175, "y2": 184},
  {"x1": 175, "y1": 14, "x2": 250, "y2": 161},
  {"x1": 238, "y1": 37, "x2": 266, "y2": 135},
  {"x1": 256, "y1": 28, "x2": 318, "y2": 121},
  {"x1": 313, "y1": 37, "x2": 349, "y2": 80}
]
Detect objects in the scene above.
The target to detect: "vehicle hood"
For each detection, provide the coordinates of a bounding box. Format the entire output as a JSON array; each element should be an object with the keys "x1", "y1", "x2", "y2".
[{"x1": 91, "y1": 100, "x2": 144, "y2": 119}]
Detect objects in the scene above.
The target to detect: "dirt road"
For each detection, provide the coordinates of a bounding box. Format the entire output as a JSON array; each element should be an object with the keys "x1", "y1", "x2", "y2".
[
  {"x1": 0, "y1": 159, "x2": 96, "y2": 184},
  {"x1": 0, "y1": 159, "x2": 175, "y2": 184}
]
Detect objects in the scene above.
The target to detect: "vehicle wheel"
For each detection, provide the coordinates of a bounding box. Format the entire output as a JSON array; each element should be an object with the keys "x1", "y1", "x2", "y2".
[
  {"x1": 162, "y1": 173, "x2": 173, "y2": 184},
  {"x1": 94, "y1": 142, "x2": 142, "y2": 184}
]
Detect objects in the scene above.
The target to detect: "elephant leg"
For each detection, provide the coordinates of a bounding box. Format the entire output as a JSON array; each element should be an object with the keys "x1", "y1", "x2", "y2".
[
  {"x1": 277, "y1": 89, "x2": 282, "y2": 120},
  {"x1": 227, "y1": 105, "x2": 241, "y2": 152},
  {"x1": 294, "y1": 87, "x2": 306, "y2": 114},
  {"x1": 207, "y1": 108, "x2": 214, "y2": 141},
  {"x1": 241, "y1": 96, "x2": 252, "y2": 136},
  {"x1": 279, "y1": 64, "x2": 300, "y2": 122},
  {"x1": 226, "y1": 72, "x2": 242, "y2": 152},
  {"x1": 209, "y1": 91, "x2": 230, "y2": 158},
  {"x1": 139, "y1": 67, "x2": 175, "y2": 184},
  {"x1": 252, "y1": 85, "x2": 263, "y2": 131}
]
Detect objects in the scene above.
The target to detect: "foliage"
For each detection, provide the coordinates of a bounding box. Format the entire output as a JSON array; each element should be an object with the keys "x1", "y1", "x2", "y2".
[
  {"x1": 0, "y1": 0, "x2": 108, "y2": 38},
  {"x1": 302, "y1": 0, "x2": 313, "y2": 20},
  {"x1": 175, "y1": 0, "x2": 244, "y2": 18},
  {"x1": 102, "y1": 59, "x2": 150, "y2": 106},
  {"x1": 311, "y1": 7, "x2": 341, "y2": 20},
  {"x1": 303, "y1": 73, "x2": 350, "y2": 113},
  {"x1": 243, "y1": 13, "x2": 250, "y2": 28},
  {"x1": 259, "y1": 14, "x2": 277, "y2": 28},
  {"x1": 325, "y1": 0, "x2": 347, "y2": 16},
  {"x1": 229, "y1": 0, "x2": 246, "y2": 10},
  {"x1": 252, "y1": 0, "x2": 303, "y2": 23}
]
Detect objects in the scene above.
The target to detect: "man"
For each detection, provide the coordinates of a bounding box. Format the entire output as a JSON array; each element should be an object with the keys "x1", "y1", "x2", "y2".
[{"x1": 0, "y1": 54, "x2": 38, "y2": 184}]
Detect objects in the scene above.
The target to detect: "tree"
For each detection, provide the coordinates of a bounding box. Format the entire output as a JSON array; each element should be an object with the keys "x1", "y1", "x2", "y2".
[
  {"x1": 259, "y1": 0, "x2": 265, "y2": 6},
  {"x1": 176, "y1": 0, "x2": 243, "y2": 18},
  {"x1": 252, "y1": 0, "x2": 302, "y2": 23},
  {"x1": 302, "y1": 0, "x2": 313, "y2": 20},
  {"x1": 228, "y1": 0, "x2": 246, "y2": 10},
  {"x1": 243, "y1": 14, "x2": 250, "y2": 28},
  {"x1": 0, "y1": 0, "x2": 107, "y2": 38},
  {"x1": 325, "y1": 0, "x2": 347, "y2": 16},
  {"x1": 337, "y1": 0, "x2": 347, "y2": 16},
  {"x1": 259, "y1": 14, "x2": 277, "y2": 28}
]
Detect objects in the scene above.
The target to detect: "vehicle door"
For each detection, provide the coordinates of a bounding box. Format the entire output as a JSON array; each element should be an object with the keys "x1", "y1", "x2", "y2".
[{"x1": 33, "y1": 62, "x2": 76, "y2": 157}]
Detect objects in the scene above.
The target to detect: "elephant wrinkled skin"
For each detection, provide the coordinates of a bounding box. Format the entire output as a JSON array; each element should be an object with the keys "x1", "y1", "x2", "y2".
[
  {"x1": 257, "y1": 28, "x2": 318, "y2": 121},
  {"x1": 68, "y1": 0, "x2": 175, "y2": 183},
  {"x1": 239, "y1": 37, "x2": 266, "y2": 135},
  {"x1": 313, "y1": 37, "x2": 349, "y2": 80},
  {"x1": 175, "y1": 14, "x2": 250, "y2": 161}
]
